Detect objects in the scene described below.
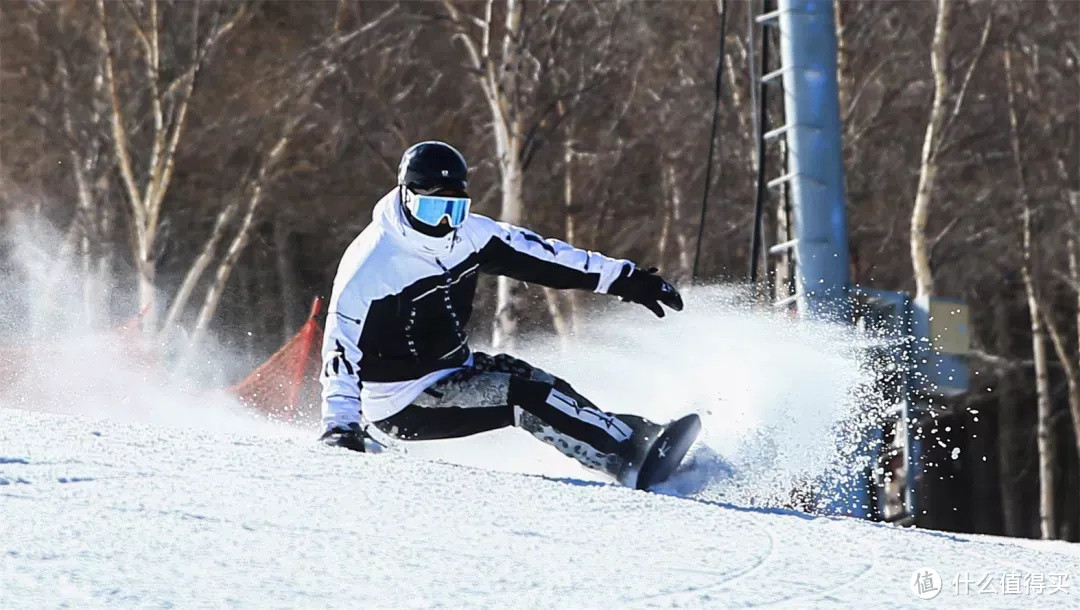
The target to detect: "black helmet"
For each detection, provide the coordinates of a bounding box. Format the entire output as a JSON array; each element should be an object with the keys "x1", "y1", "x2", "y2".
[{"x1": 397, "y1": 141, "x2": 468, "y2": 197}]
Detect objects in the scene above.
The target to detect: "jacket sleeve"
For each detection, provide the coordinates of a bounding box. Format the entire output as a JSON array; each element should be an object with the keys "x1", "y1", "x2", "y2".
[
  {"x1": 319, "y1": 277, "x2": 369, "y2": 430},
  {"x1": 476, "y1": 218, "x2": 631, "y2": 293}
]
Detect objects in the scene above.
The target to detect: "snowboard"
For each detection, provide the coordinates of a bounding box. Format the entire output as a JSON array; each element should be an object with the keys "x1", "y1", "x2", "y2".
[{"x1": 630, "y1": 413, "x2": 702, "y2": 490}]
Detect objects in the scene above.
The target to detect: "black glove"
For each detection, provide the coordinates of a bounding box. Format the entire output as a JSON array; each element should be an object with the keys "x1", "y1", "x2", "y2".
[
  {"x1": 319, "y1": 422, "x2": 375, "y2": 453},
  {"x1": 607, "y1": 265, "x2": 684, "y2": 318}
]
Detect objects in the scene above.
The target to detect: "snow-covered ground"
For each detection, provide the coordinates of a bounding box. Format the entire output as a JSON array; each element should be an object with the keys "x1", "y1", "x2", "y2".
[
  {"x1": 2, "y1": 406, "x2": 1077, "y2": 609},
  {"x1": 2, "y1": 287, "x2": 1077, "y2": 607}
]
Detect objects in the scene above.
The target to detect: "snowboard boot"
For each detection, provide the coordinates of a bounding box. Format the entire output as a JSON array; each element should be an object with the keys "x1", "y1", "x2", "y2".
[
  {"x1": 615, "y1": 415, "x2": 664, "y2": 488},
  {"x1": 617, "y1": 414, "x2": 702, "y2": 490}
]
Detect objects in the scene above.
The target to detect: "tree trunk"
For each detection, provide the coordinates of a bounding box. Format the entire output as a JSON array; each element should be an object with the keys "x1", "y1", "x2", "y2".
[
  {"x1": 833, "y1": 0, "x2": 853, "y2": 117},
  {"x1": 1024, "y1": 236, "x2": 1056, "y2": 540},
  {"x1": 180, "y1": 0, "x2": 358, "y2": 345},
  {"x1": 993, "y1": 300, "x2": 1025, "y2": 536},
  {"x1": 113, "y1": 1, "x2": 250, "y2": 332},
  {"x1": 95, "y1": 190, "x2": 115, "y2": 318},
  {"x1": 538, "y1": 129, "x2": 574, "y2": 342},
  {"x1": 1008, "y1": 44, "x2": 1055, "y2": 539},
  {"x1": 658, "y1": 172, "x2": 673, "y2": 269},
  {"x1": 1054, "y1": 199, "x2": 1080, "y2": 532},
  {"x1": 136, "y1": 250, "x2": 158, "y2": 327},
  {"x1": 776, "y1": 167, "x2": 793, "y2": 302},
  {"x1": 59, "y1": 58, "x2": 100, "y2": 326},
  {"x1": 493, "y1": 155, "x2": 524, "y2": 350},
  {"x1": 442, "y1": 0, "x2": 527, "y2": 350},
  {"x1": 189, "y1": 139, "x2": 283, "y2": 348},
  {"x1": 489, "y1": 3, "x2": 524, "y2": 348},
  {"x1": 562, "y1": 133, "x2": 579, "y2": 335},
  {"x1": 161, "y1": 202, "x2": 240, "y2": 335},
  {"x1": 910, "y1": 0, "x2": 951, "y2": 299},
  {"x1": 542, "y1": 287, "x2": 570, "y2": 344},
  {"x1": 58, "y1": 43, "x2": 104, "y2": 324},
  {"x1": 96, "y1": 0, "x2": 235, "y2": 331},
  {"x1": 489, "y1": 0, "x2": 525, "y2": 351},
  {"x1": 663, "y1": 163, "x2": 692, "y2": 283},
  {"x1": 1072, "y1": 193, "x2": 1080, "y2": 532},
  {"x1": 1044, "y1": 307, "x2": 1080, "y2": 532}
]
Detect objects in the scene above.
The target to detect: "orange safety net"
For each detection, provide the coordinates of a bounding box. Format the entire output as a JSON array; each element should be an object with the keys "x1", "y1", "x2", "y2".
[{"x1": 228, "y1": 297, "x2": 325, "y2": 423}]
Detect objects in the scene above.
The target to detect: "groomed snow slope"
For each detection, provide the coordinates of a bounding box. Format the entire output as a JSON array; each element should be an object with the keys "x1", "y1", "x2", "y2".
[{"x1": 2, "y1": 407, "x2": 1077, "y2": 609}]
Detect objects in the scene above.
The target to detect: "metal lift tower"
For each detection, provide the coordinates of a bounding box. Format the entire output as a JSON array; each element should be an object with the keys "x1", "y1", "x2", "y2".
[{"x1": 762, "y1": 0, "x2": 971, "y2": 521}]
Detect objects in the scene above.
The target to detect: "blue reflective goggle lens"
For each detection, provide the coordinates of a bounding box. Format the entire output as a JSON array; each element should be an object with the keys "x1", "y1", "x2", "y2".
[{"x1": 407, "y1": 193, "x2": 470, "y2": 228}]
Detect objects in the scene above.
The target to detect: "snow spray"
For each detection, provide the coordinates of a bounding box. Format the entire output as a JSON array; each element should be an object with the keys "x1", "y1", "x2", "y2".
[
  {"x1": 430, "y1": 285, "x2": 887, "y2": 511},
  {"x1": 0, "y1": 215, "x2": 282, "y2": 435}
]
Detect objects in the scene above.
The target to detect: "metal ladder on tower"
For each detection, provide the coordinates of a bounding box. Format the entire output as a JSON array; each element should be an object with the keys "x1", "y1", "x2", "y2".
[
  {"x1": 749, "y1": 0, "x2": 851, "y2": 322},
  {"x1": 749, "y1": 0, "x2": 797, "y2": 311}
]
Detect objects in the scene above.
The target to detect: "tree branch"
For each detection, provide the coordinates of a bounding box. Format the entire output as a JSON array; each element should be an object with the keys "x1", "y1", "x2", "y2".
[
  {"x1": 96, "y1": 0, "x2": 145, "y2": 228},
  {"x1": 933, "y1": 8, "x2": 993, "y2": 159},
  {"x1": 1042, "y1": 306, "x2": 1078, "y2": 381}
]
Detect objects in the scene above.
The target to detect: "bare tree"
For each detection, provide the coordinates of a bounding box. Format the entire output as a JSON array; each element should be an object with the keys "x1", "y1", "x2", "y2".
[
  {"x1": 1007, "y1": 43, "x2": 1056, "y2": 540},
  {"x1": 55, "y1": 37, "x2": 109, "y2": 324},
  {"x1": 96, "y1": 0, "x2": 247, "y2": 328},
  {"x1": 546, "y1": 116, "x2": 579, "y2": 338},
  {"x1": 441, "y1": 0, "x2": 630, "y2": 348},
  {"x1": 442, "y1": 0, "x2": 527, "y2": 349},
  {"x1": 992, "y1": 298, "x2": 1026, "y2": 536},
  {"x1": 910, "y1": 0, "x2": 951, "y2": 299},
  {"x1": 185, "y1": 2, "x2": 397, "y2": 348},
  {"x1": 909, "y1": 1, "x2": 994, "y2": 299},
  {"x1": 1036, "y1": 131, "x2": 1080, "y2": 539},
  {"x1": 662, "y1": 160, "x2": 693, "y2": 283}
]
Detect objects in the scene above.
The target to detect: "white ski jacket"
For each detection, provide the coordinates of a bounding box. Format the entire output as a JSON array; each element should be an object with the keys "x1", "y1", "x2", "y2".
[{"x1": 320, "y1": 189, "x2": 632, "y2": 429}]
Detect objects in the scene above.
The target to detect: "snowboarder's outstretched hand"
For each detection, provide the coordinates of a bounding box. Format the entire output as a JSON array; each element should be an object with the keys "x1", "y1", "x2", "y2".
[
  {"x1": 608, "y1": 265, "x2": 683, "y2": 318},
  {"x1": 320, "y1": 422, "x2": 378, "y2": 453}
]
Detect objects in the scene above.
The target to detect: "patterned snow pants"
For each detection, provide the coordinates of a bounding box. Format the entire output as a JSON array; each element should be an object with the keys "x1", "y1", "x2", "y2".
[{"x1": 372, "y1": 352, "x2": 659, "y2": 479}]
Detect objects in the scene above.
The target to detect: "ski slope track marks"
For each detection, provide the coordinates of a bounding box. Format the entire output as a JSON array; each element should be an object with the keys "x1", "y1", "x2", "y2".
[{"x1": 2, "y1": 407, "x2": 1077, "y2": 609}]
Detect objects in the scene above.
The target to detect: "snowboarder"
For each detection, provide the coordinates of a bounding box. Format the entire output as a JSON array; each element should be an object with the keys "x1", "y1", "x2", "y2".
[{"x1": 319, "y1": 141, "x2": 691, "y2": 488}]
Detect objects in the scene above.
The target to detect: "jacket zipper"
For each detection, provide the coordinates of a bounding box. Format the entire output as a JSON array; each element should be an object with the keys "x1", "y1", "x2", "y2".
[{"x1": 435, "y1": 257, "x2": 468, "y2": 356}]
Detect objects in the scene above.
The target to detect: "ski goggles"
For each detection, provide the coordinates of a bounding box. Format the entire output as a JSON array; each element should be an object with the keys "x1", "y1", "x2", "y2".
[{"x1": 404, "y1": 190, "x2": 471, "y2": 228}]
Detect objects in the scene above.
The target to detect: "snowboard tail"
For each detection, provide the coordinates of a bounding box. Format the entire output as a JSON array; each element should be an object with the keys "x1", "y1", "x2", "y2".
[{"x1": 624, "y1": 413, "x2": 702, "y2": 490}]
